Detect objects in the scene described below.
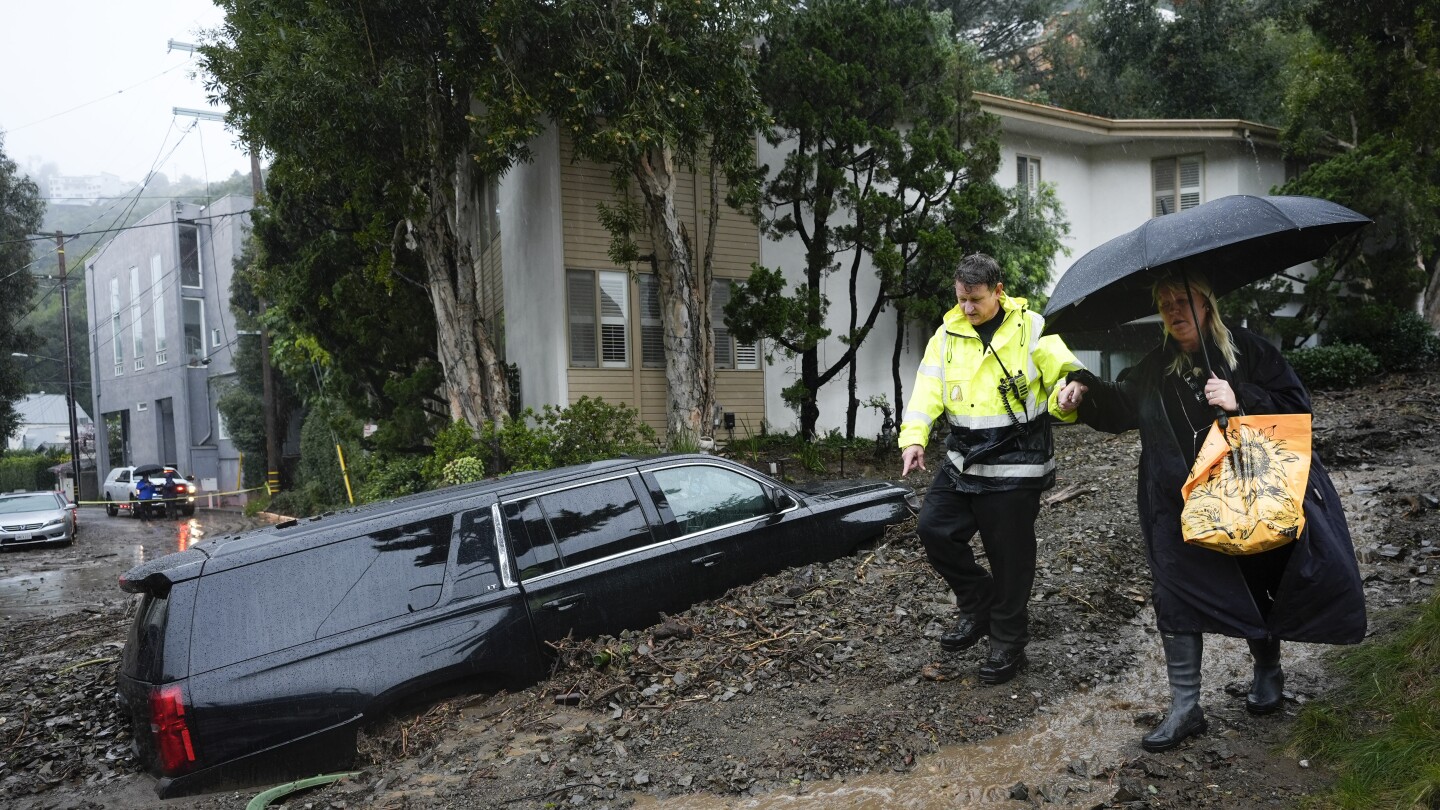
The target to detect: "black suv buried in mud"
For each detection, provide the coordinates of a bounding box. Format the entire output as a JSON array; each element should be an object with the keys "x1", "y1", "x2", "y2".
[{"x1": 116, "y1": 454, "x2": 917, "y2": 798}]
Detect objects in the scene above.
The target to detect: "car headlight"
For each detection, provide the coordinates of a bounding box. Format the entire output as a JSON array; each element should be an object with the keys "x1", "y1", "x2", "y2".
[
  {"x1": 43, "y1": 517, "x2": 64, "y2": 527},
  {"x1": 186, "y1": 483, "x2": 197, "y2": 494}
]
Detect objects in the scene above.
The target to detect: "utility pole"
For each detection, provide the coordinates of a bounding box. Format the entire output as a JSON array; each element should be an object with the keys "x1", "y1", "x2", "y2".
[
  {"x1": 55, "y1": 232, "x2": 83, "y2": 501},
  {"x1": 249, "y1": 152, "x2": 281, "y2": 495}
]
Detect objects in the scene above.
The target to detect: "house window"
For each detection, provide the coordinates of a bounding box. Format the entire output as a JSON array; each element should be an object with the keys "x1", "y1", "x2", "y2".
[
  {"x1": 710, "y1": 279, "x2": 758, "y2": 370},
  {"x1": 110, "y1": 277, "x2": 123, "y2": 377},
  {"x1": 217, "y1": 410, "x2": 229, "y2": 441},
  {"x1": 151, "y1": 255, "x2": 167, "y2": 365},
  {"x1": 1017, "y1": 155, "x2": 1041, "y2": 195},
  {"x1": 638, "y1": 274, "x2": 665, "y2": 368},
  {"x1": 1153, "y1": 155, "x2": 1202, "y2": 217},
  {"x1": 567, "y1": 269, "x2": 629, "y2": 368},
  {"x1": 130, "y1": 266, "x2": 145, "y2": 370},
  {"x1": 178, "y1": 223, "x2": 201, "y2": 288},
  {"x1": 182, "y1": 298, "x2": 206, "y2": 365}
]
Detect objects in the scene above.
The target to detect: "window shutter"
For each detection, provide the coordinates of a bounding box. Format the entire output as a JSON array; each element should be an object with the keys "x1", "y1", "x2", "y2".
[
  {"x1": 598, "y1": 271, "x2": 629, "y2": 367},
  {"x1": 1152, "y1": 158, "x2": 1177, "y2": 217},
  {"x1": 1017, "y1": 156, "x2": 1040, "y2": 193},
  {"x1": 567, "y1": 270, "x2": 597, "y2": 367},
  {"x1": 1178, "y1": 156, "x2": 1202, "y2": 211},
  {"x1": 638, "y1": 275, "x2": 665, "y2": 367},
  {"x1": 710, "y1": 280, "x2": 733, "y2": 369}
]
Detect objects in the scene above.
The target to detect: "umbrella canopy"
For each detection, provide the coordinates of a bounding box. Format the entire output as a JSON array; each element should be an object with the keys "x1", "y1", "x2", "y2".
[
  {"x1": 132, "y1": 464, "x2": 166, "y2": 478},
  {"x1": 1042, "y1": 195, "x2": 1371, "y2": 335}
]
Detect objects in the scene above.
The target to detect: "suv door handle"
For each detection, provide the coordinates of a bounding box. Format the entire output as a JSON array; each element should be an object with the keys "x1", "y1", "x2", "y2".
[
  {"x1": 542, "y1": 594, "x2": 584, "y2": 612},
  {"x1": 691, "y1": 552, "x2": 724, "y2": 568}
]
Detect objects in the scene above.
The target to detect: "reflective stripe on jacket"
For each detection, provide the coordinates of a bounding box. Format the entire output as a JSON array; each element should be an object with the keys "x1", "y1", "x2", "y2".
[{"x1": 899, "y1": 294, "x2": 1083, "y2": 492}]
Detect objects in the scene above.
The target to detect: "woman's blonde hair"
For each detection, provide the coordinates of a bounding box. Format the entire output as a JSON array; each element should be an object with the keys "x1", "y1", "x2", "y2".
[{"x1": 1153, "y1": 272, "x2": 1238, "y2": 376}]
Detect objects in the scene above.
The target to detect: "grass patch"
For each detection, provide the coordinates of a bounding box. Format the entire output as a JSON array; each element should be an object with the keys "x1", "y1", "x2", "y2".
[{"x1": 1289, "y1": 592, "x2": 1440, "y2": 809}]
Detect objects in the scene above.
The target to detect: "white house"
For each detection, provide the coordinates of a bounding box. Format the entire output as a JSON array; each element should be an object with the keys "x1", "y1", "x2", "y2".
[
  {"x1": 7, "y1": 393, "x2": 92, "y2": 452},
  {"x1": 755, "y1": 92, "x2": 1289, "y2": 437},
  {"x1": 496, "y1": 93, "x2": 1289, "y2": 442}
]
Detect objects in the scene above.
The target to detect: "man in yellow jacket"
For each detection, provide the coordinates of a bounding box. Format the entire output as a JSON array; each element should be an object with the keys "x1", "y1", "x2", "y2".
[{"x1": 900, "y1": 254, "x2": 1084, "y2": 684}]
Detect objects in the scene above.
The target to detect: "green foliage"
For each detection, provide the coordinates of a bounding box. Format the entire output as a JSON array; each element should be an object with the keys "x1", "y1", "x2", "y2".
[
  {"x1": 1324, "y1": 304, "x2": 1440, "y2": 373},
  {"x1": 481, "y1": 397, "x2": 660, "y2": 473},
  {"x1": 1027, "y1": 0, "x2": 1306, "y2": 123},
  {"x1": 1279, "y1": 0, "x2": 1440, "y2": 329},
  {"x1": 422, "y1": 421, "x2": 482, "y2": 485},
  {"x1": 1288, "y1": 594, "x2": 1440, "y2": 809},
  {"x1": 355, "y1": 455, "x2": 427, "y2": 504},
  {"x1": 442, "y1": 457, "x2": 486, "y2": 486},
  {"x1": 1283, "y1": 344, "x2": 1380, "y2": 390},
  {"x1": 0, "y1": 135, "x2": 44, "y2": 446},
  {"x1": 0, "y1": 451, "x2": 59, "y2": 493},
  {"x1": 215, "y1": 380, "x2": 267, "y2": 491}
]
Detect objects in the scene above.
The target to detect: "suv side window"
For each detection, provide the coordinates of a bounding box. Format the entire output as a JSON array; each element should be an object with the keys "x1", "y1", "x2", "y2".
[
  {"x1": 316, "y1": 516, "x2": 452, "y2": 637},
  {"x1": 652, "y1": 465, "x2": 771, "y2": 535},
  {"x1": 505, "y1": 499, "x2": 561, "y2": 581},
  {"x1": 452, "y1": 508, "x2": 502, "y2": 599},
  {"x1": 190, "y1": 516, "x2": 453, "y2": 672},
  {"x1": 118, "y1": 470, "x2": 130, "y2": 483},
  {"x1": 540, "y1": 476, "x2": 654, "y2": 567}
]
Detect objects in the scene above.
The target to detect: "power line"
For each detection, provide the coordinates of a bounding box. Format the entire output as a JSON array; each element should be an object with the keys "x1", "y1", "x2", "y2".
[{"x1": 0, "y1": 209, "x2": 255, "y2": 248}]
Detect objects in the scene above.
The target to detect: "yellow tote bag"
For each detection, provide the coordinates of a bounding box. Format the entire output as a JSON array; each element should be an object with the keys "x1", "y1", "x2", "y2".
[{"x1": 1179, "y1": 414, "x2": 1312, "y2": 555}]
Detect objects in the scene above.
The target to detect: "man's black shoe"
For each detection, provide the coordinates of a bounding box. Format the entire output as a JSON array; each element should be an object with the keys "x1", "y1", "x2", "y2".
[
  {"x1": 978, "y1": 648, "x2": 1027, "y2": 684},
  {"x1": 939, "y1": 616, "x2": 989, "y2": 652}
]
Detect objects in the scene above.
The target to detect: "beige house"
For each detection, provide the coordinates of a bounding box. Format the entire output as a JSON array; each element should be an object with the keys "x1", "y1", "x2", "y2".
[{"x1": 495, "y1": 95, "x2": 1291, "y2": 441}]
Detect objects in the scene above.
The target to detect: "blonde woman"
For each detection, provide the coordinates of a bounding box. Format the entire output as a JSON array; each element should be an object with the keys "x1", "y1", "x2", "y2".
[{"x1": 1058, "y1": 272, "x2": 1364, "y2": 752}]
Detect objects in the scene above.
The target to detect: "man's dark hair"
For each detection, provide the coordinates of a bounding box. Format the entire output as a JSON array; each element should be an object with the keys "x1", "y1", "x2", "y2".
[{"x1": 954, "y1": 253, "x2": 1002, "y2": 288}]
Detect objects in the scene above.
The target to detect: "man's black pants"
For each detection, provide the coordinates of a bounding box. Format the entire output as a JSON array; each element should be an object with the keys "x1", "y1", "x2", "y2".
[{"x1": 917, "y1": 473, "x2": 1041, "y2": 653}]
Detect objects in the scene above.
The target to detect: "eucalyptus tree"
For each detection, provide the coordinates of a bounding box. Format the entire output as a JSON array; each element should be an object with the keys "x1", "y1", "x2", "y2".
[
  {"x1": 726, "y1": 0, "x2": 1031, "y2": 439},
  {"x1": 487, "y1": 0, "x2": 773, "y2": 445},
  {"x1": 203, "y1": 0, "x2": 535, "y2": 432},
  {"x1": 0, "y1": 135, "x2": 44, "y2": 444}
]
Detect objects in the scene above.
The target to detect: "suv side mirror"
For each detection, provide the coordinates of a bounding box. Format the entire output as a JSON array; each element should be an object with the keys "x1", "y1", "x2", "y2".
[{"x1": 774, "y1": 491, "x2": 798, "y2": 513}]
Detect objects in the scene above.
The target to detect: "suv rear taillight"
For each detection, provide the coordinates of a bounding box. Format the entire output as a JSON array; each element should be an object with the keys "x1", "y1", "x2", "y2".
[{"x1": 149, "y1": 685, "x2": 196, "y2": 775}]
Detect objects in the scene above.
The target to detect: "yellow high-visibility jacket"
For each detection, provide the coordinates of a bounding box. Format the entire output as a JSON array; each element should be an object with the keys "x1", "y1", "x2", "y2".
[{"x1": 899, "y1": 294, "x2": 1083, "y2": 493}]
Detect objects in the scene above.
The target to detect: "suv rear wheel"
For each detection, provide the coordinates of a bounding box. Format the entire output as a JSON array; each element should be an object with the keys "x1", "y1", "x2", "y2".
[{"x1": 106, "y1": 497, "x2": 118, "y2": 517}]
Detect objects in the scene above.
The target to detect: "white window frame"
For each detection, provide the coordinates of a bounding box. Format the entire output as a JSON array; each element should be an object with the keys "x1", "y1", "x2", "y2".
[
  {"x1": 1017, "y1": 155, "x2": 1041, "y2": 195},
  {"x1": 711, "y1": 278, "x2": 759, "y2": 371},
  {"x1": 151, "y1": 255, "x2": 167, "y2": 365},
  {"x1": 130, "y1": 266, "x2": 145, "y2": 370},
  {"x1": 178, "y1": 223, "x2": 202, "y2": 289},
  {"x1": 217, "y1": 410, "x2": 229, "y2": 441},
  {"x1": 110, "y1": 277, "x2": 123, "y2": 377},
  {"x1": 182, "y1": 298, "x2": 206, "y2": 365},
  {"x1": 1152, "y1": 155, "x2": 1203, "y2": 217},
  {"x1": 567, "y1": 269, "x2": 630, "y2": 369}
]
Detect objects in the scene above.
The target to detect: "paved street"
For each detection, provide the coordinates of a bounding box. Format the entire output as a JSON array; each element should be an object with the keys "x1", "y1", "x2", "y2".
[{"x1": 0, "y1": 506, "x2": 270, "y2": 618}]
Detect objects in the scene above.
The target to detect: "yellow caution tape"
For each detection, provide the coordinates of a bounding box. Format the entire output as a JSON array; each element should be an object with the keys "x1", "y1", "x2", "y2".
[{"x1": 75, "y1": 486, "x2": 268, "y2": 507}]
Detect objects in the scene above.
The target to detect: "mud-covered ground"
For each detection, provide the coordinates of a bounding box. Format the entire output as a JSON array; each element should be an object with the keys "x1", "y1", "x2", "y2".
[{"x1": 3, "y1": 374, "x2": 1437, "y2": 809}]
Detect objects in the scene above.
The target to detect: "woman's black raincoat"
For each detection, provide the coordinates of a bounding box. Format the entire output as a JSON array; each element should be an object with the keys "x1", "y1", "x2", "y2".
[{"x1": 1077, "y1": 326, "x2": 1366, "y2": 643}]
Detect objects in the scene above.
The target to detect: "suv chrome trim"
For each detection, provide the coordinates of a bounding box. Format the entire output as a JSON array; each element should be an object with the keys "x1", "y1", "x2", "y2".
[{"x1": 492, "y1": 502, "x2": 515, "y2": 589}]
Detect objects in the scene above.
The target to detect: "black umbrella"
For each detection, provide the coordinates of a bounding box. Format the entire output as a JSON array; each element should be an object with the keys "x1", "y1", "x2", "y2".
[
  {"x1": 1042, "y1": 195, "x2": 1371, "y2": 336},
  {"x1": 132, "y1": 464, "x2": 166, "y2": 478}
]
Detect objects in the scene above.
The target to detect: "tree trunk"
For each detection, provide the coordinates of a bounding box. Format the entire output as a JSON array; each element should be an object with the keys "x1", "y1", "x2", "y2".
[
  {"x1": 632, "y1": 144, "x2": 712, "y2": 446},
  {"x1": 891, "y1": 307, "x2": 905, "y2": 435},
  {"x1": 412, "y1": 121, "x2": 510, "y2": 433}
]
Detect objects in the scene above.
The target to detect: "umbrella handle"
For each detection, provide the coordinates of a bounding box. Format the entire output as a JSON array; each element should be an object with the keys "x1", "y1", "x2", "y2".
[{"x1": 1215, "y1": 408, "x2": 1228, "y2": 431}]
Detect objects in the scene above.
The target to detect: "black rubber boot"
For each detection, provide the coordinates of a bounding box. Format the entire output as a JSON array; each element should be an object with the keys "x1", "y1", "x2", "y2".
[
  {"x1": 1141, "y1": 633, "x2": 1208, "y2": 752},
  {"x1": 1246, "y1": 638, "x2": 1284, "y2": 715}
]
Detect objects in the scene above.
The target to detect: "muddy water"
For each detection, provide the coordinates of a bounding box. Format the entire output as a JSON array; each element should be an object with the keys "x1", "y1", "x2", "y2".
[
  {"x1": 637, "y1": 615, "x2": 1323, "y2": 809},
  {"x1": 0, "y1": 509, "x2": 265, "y2": 618}
]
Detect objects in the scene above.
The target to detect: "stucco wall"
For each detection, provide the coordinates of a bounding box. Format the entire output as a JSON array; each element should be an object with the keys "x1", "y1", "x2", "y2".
[{"x1": 501, "y1": 126, "x2": 568, "y2": 415}]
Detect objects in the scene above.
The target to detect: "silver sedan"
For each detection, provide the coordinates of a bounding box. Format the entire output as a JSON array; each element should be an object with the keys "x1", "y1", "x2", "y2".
[{"x1": 0, "y1": 491, "x2": 76, "y2": 548}]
